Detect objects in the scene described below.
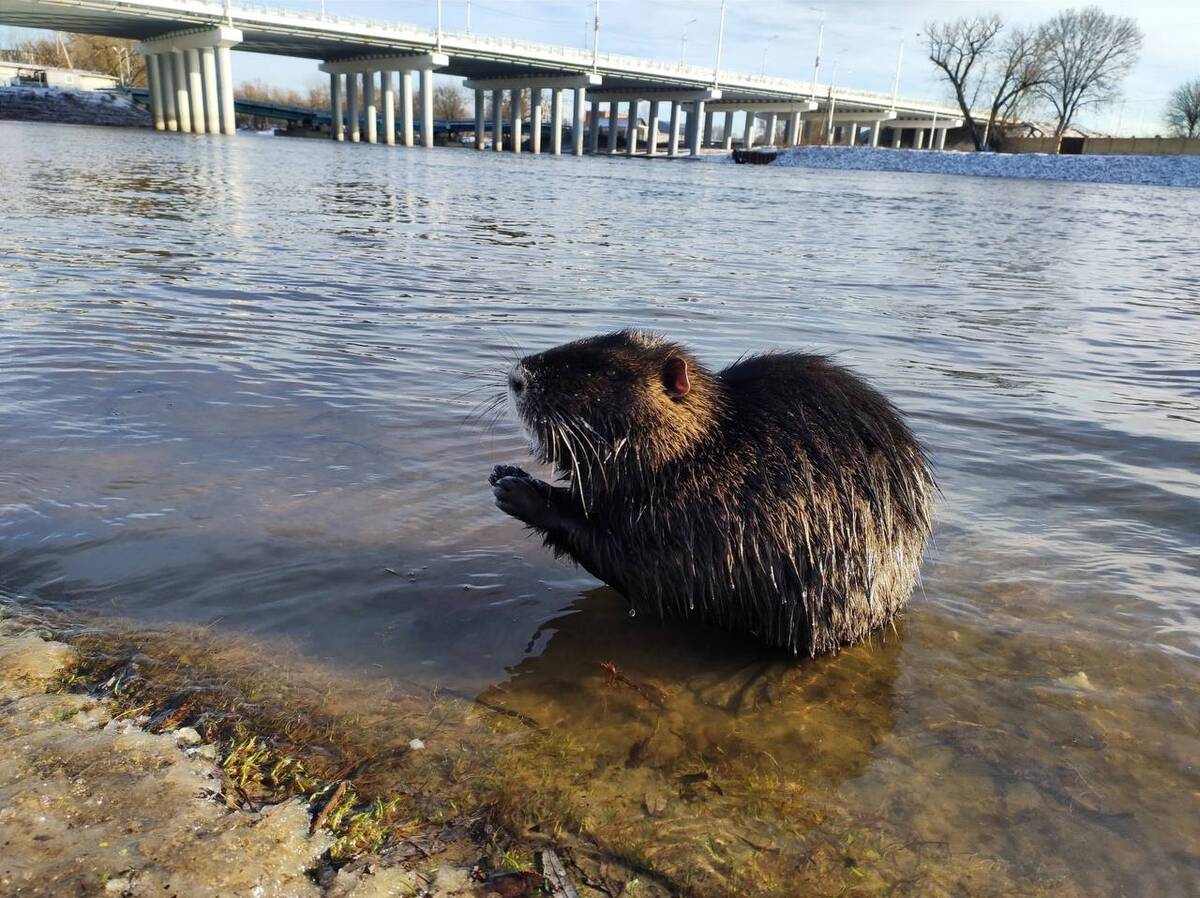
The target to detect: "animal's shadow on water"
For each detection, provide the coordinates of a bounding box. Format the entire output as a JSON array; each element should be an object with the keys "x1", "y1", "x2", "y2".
[{"x1": 477, "y1": 586, "x2": 905, "y2": 788}]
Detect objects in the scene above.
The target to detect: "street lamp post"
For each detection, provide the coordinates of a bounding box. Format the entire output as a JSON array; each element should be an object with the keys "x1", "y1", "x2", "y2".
[
  {"x1": 762, "y1": 34, "x2": 778, "y2": 76},
  {"x1": 810, "y1": 8, "x2": 824, "y2": 98},
  {"x1": 681, "y1": 17, "x2": 697, "y2": 65},
  {"x1": 713, "y1": 0, "x2": 727, "y2": 86},
  {"x1": 592, "y1": 0, "x2": 600, "y2": 73},
  {"x1": 891, "y1": 39, "x2": 903, "y2": 109}
]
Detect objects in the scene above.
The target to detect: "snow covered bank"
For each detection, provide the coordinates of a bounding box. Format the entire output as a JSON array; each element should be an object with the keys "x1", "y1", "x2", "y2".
[
  {"x1": 756, "y1": 146, "x2": 1200, "y2": 188},
  {"x1": 0, "y1": 86, "x2": 150, "y2": 128}
]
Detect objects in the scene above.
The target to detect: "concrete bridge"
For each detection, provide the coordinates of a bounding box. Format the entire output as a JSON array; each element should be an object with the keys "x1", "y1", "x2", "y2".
[{"x1": 0, "y1": 0, "x2": 963, "y2": 154}]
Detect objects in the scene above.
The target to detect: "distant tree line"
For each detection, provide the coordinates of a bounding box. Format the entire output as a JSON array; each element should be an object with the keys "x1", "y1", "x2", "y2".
[{"x1": 925, "y1": 5, "x2": 1143, "y2": 148}]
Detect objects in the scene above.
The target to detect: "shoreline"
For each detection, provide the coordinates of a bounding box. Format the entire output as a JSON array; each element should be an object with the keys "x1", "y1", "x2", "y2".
[{"x1": 0, "y1": 615, "x2": 602, "y2": 898}]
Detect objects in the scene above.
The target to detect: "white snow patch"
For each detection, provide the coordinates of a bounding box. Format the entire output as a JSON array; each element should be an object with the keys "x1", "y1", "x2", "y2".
[{"x1": 741, "y1": 146, "x2": 1200, "y2": 188}]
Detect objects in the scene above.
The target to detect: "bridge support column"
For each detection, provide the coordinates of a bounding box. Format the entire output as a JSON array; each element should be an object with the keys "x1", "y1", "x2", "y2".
[
  {"x1": 185, "y1": 49, "x2": 205, "y2": 134},
  {"x1": 936, "y1": 128, "x2": 947, "y2": 150},
  {"x1": 493, "y1": 89, "x2": 503, "y2": 151},
  {"x1": 588, "y1": 100, "x2": 599, "y2": 153},
  {"x1": 891, "y1": 127, "x2": 902, "y2": 148},
  {"x1": 383, "y1": 71, "x2": 395, "y2": 145},
  {"x1": 870, "y1": 121, "x2": 881, "y2": 147},
  {"x1": 474, "y1": 89, "x2": 485, "y2": 149},
  {"x1": 330, "y1": 73, "x2": 343, "y2": 140},
  {"x1": 509, "y1": 89, "x2": 522, "y2": 153},
  {"x1": 646, "y1": 101, "x2": 659, "y2": 156},
  {"x1": 626, "y1": 99, "x2": 639, "y2": 156},
  {"x1": 550, "y1": 88, "x2": 562, "y2": 155},
  {"x1": 530, "y1": 88, "x2": 542, "y2": 154},
  {"x1": 846, "y1": 121, "x2": 858, "y2": 146},
  {"x1": 363, "y1": 70, "x2": 377, "y2": 143},
  {"x1": 743, "y1": 111, "x2": 754, "y2": 148},
  {"x1": 216, "y1": 45, "x2": 235, "y2": 135},
  {"x1": 723, "y1": 111, "x2": 735, "y2": 149},
  {"x1": 201, "y1": 48, "x2": 219, "y2": 138},
  {"x1": 572, "y1": 88, "x2": 585, "y2": 155},
  {"x1": 787, "y1": 111, "x2": 800, "y2": 146},
  {"x1": 914, "y1": 129, "x2": 925, "y2": 150},
  {"x1": 764, "y1": 113, "x2": 777, "y2": 147},
  {"x1": 171, "y1": 51, "x2": 191, "y2": 133},
  {"x1": 703, "y1": 109, "x2": 714, "y2": 148},
  {"x1": 159, "y1": 54, "x2": 177, "y2": 131},
  {"x1": 137, "y1": 27, "x2": 242, "y2": 136},
  {"x1": 607, "y1": 101, "x2": 619, "y2": 153},
  {"x1": 146, "y1": 54, "x2": 165, "y2": 130},
  {"x1": 668, "y1": 101, "x2": 680, "y2": 157},
  {"x1": 402, "y1": 72, "x2": 415, "y2": 146},
  {"x1": 347, "y1": 73, "x2": 359, "y2": 142},
  {"x1": 420, "y1": 68, "x2": 434, "y2": 148},
  {"x1": 687, "y1": 100, "x2": 705, "y2": 156}
]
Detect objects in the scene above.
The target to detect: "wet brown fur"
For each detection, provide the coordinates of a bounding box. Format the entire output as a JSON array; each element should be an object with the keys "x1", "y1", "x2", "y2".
[{"x1": 491, "y1": 330, "x2": 935, "y2": 656}]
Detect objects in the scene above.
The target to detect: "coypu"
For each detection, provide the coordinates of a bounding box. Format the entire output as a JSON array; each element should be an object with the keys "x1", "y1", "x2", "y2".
[{"x1": 488, "y1": 330, "x2": 935, "y2": 656}]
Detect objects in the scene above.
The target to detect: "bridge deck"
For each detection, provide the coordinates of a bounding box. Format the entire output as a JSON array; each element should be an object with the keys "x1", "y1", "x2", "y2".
[{"x1": 0, "y1": 0, "x2": 962, "y2": 120}]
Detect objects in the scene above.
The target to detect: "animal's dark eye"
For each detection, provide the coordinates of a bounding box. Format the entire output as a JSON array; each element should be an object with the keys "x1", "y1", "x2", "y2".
[{"x1": 509, "y1": 374, "x2": 525, "y2": 394}]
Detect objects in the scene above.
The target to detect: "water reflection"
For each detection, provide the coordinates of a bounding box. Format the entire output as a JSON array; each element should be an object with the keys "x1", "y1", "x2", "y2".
[{"x1": 483, "y1": 587, "x2": 902, "y2": 781}]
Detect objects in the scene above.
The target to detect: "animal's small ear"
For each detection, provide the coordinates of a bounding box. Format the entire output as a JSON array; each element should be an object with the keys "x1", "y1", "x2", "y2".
[{"x1": 662, "y1": 357, "x2": 690, "y2": 398}]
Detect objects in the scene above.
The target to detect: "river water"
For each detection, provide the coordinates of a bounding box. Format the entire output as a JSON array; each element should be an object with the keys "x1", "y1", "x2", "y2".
[{"x1": 2, "y1": 122, "x2": 1198, "y2": 896}]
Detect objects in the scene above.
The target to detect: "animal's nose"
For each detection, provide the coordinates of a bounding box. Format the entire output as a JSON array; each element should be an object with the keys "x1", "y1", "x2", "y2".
[{"x1": 509, "y1": 369, "x2": 527, "y2": 395}]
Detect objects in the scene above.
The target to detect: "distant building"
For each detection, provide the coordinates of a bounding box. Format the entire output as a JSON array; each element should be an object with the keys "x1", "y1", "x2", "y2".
[{"x1": 0, "y1": 61, "x2": 120, "y2": 91}]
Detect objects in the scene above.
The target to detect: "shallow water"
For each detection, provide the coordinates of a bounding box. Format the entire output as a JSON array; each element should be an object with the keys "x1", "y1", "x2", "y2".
[{"x1": 2, "y1": 122, "x2": 1198, "y2": 895}]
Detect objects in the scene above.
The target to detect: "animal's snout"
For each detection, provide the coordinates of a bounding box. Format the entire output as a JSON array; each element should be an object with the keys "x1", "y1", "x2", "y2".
[{"x1": 508, "y1": 365, "x2": 528, "y2": 397}]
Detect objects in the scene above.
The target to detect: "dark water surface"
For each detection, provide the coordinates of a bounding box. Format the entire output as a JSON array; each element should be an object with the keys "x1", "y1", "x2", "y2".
[{"x1": 2, "y1": 122, "x2": 1198, "y2": 896}]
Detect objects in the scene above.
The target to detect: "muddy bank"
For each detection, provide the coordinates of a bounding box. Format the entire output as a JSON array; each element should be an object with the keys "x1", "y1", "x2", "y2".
[
  {"x1": 0, "y1": 624, "x2": 551, "y2": 898},
  {"x1": 0, "y1": 87, "x2": 151, "y2": 128}
]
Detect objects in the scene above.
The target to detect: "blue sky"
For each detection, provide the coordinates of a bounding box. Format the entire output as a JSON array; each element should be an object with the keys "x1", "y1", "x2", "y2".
[{"x1": 6, "y1": 1, "x2": 1195, "y2": 133}]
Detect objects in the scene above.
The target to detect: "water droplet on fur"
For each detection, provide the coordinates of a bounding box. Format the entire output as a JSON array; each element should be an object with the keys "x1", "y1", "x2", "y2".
[
  {"x1": 687, "y1": 601, "x2": 694, "y2": 611},
  {"x1": 628, "y1": 608, "x2": 637, "y2": 618}
]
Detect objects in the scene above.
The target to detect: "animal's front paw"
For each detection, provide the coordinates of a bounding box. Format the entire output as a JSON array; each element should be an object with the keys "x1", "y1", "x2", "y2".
[
  {"x1": 492, "y1": 475, "x2": 548, "y2": 525},
  {"x1": 489, "y1": 464, "x2": 532, "y2": 487}
]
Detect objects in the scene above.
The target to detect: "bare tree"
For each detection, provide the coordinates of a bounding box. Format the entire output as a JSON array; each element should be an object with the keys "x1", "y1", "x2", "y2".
[
  {"x1": 925, "y1": 15, "x2": 1002, "y2": 150},
  {"x1": 1034, "y1": 6, "x2": 1142, "y2": 138},
  {"x1": 981, "y1": 26, "x2": 1049, "y2": 148},
  {"x1": 1165, "y1": 78, "x2": 1200, "y2": 138},
  {"x1": 433, "y1": 83, "x2": 469, "y2": 120},
  {"x1": 305, "y1": 79, "x2": 330, "y2": 112}
]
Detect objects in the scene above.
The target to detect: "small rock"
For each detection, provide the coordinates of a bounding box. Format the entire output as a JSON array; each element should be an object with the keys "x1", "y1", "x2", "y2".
[
  {"x1": 173, "y1": 727, "x2": 202, "y2": 746},
  {"x1": 408, "y1": 738, "x2": 425, "y2": 751},
  {"x1": 431, "y1": 865, "x2": 472, "y2": 894},
  {"x1": 191, "y1": 743, "x2": 219, "y2": 760},
  {"x1": 1058, "y1": 671, "x2": 1095, "y2": 691},
  {"x1": 0, "y1": 634, "x2": 77, "y2": 697},
  {"x1": 642, "y1": 791, "x2": 668, "y2": 817},
  {"x1": 104, "y1": 873, "x2": 134, "y2": 893}
]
